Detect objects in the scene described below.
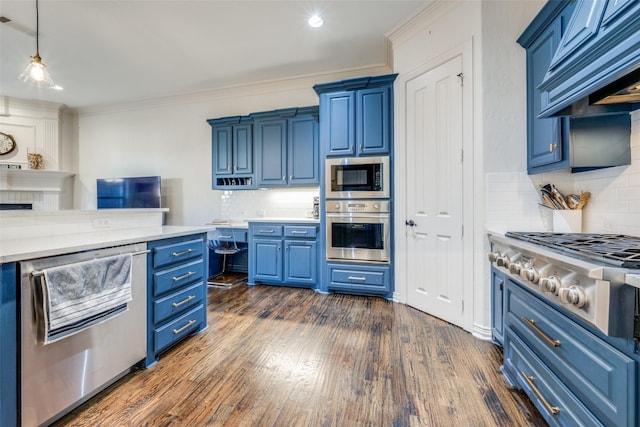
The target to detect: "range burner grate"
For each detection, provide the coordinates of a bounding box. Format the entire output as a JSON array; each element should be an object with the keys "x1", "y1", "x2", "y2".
[{"x1": 504, "y1": 232, "x2": 640, "y2": 268}]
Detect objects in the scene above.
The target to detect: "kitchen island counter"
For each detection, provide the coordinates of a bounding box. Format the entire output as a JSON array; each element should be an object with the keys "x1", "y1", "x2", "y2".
[{"x1": 0, "y1": 225, "x2": 213, "y2": 263}]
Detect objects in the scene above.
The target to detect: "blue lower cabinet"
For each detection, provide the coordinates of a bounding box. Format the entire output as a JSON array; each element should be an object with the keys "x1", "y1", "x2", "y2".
[
  {"x1": 145, "y1": 234, "x2": 208, "y2": 368},
  {"x1": 0, "y1": 263, "x2": 17, "y2": 427},
  {"x1": 284, "y1": 240, "x2": 317, "y2": 285},
  {"x1": 503, "y1": 278, "x2": 637, "y2": 427},
  {"x1": 249, "y1": 222, "x2": 318, "y2": 288},
  {"x1": 327, "y1": 262, "x2": 392, "y2": 297}
]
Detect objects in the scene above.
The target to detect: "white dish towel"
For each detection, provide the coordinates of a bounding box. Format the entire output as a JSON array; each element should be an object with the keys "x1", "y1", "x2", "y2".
[{"x1": 38, "y1": 253, "x2": 132, "y2": 344}]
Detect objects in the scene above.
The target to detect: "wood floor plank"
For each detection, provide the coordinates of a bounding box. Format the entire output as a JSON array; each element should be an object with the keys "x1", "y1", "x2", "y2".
[{"x1": 52, "y1": 284, "x2": 547, "y2": 427}]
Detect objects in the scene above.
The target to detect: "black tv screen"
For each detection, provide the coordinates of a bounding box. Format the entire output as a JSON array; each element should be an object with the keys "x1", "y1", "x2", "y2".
[{"x1": 97, "y1": 176, "x2": 161, "y2": 209}]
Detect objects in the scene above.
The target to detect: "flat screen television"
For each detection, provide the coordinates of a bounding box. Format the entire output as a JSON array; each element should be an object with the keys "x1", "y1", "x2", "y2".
[{"x1": 97, "y1": 176, "x2": 161, "y2": 209}]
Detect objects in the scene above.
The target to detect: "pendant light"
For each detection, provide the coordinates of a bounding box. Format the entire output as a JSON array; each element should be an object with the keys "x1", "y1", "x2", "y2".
[{"x1": 19, "y1": 0, "x2": 56, "y2": 88}]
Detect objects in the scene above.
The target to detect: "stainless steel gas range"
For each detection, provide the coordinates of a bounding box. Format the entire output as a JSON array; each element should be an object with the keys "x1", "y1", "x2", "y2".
[
  {"x1": 489, "y1": 232, "x2": 640, "y2": 427},
  {"x1": 489, "y1": 232, "x2": 640, "y2": 339}
]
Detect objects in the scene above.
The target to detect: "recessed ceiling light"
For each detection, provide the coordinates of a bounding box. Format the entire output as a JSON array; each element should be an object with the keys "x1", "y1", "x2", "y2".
[{"x1": 308, "y1": 14, "x2": 323, "y2": 28}]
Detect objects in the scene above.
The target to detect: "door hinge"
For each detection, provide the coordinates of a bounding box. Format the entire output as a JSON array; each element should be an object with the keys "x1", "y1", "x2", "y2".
[{"x1": 457, "y1": 72, "x2": 464, "y2": 87}]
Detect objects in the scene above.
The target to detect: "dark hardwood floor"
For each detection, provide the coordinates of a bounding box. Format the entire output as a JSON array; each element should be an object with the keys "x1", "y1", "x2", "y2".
[{"x1": 53, "y1": 284, "x2": 547, "y2": 426}]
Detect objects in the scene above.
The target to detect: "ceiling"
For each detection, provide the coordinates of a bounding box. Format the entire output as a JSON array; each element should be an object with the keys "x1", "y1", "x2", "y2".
[{"x1": 0, "y1": 1, "x2": 426, "y2": 110}]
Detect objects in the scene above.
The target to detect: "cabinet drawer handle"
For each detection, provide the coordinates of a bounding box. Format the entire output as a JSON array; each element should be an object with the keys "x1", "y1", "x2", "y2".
[
  {"x1": 520, "y1": 371, "x2": 560, "y2": 416},
  {"x1": 348, "y1": 276, "x2": 367, "y2": 281},
  {"x1": 173, "y1": 271, "x2": 196, "y2": 282},
  {"x1": 522, "y1": 316, "x2": 561, "y2": 347},
  {"x1": 290, "y1": 230, "x2": 308, "y2": 235},
  {"x1": 549, "y1": 143, "x2": 557, "y2": 153},
  {"x1": 172, "y1": 295, "x2": 196, "y2": 308},
  {"x1": 173, "y1": 319, "x2": 197, "y2": 335},
  {"x1": 219, "y1": 235, "x2": 233, "y2": 239},
  {"x1": 259, "y1": 229, "x2": 275, "y2": 233},
  {"x1": 172, "y1": 248, "x2": 195, "y2": 257}
]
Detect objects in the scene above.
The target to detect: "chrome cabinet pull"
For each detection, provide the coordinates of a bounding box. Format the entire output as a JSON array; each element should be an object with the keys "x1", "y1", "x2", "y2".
[
  {"x1": 520, "y1": 371, "x2": 560, "y2": 415},
  {"x1": 172, "y1": 295, "x2": 195, "y2": 308},
  {"x1": 290, "y1": 230, "x2": 308, "y2": 235},
  {"x1": 219, "y1": 235, "x2": 233, "y2": 239},
  {"x1": 259, "y1": 229, "x2": 275, "y2": 233},
  {"x1": 522, "y1": 316, "x2": 561, "y2": 347},
  {"x1": 348, "y1": 276, "x2": 366, "y2": 281},
  {"x1": 549, "y1": 143, "x2": 557, "y2": 152},
  {"x1": 172, "y1": 248, "x2": 195, "y2": 257},
  {"x1": 173, "y1": 319, "x2": 197, "y2": 334},
  {"x1": 173, "y1": 271, "x2": 195, "y2": 282}
]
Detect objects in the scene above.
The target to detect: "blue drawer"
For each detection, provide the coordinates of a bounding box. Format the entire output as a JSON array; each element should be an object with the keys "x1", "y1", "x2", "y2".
[
  {"x1": 327, "y1": 263, "x2": 390, "y2": 295},
  {"x1": 252, "y1": 225, "x2": 283, "y2": 237},
  {"x1": 284, "y1": 225, "x2": 317, "y2": 238},
  {"x1": 153, "y1": 281, "x2": 205, "y2": 324},
  {"x1": 216, "y1": 228, "x2": 248, "y2": 243},
  {"x1": 153, "y1": 238, "x2": 204, "y2": 268},
  {"x1": 154, "y1": 304, "x2": 205, "y2": 353},
  {"x1": 504, "y1": 328, "x2": 601, "y2": 426},
  {"x1": 153, "y1": 259, "x2": 204, "y2": 296}
]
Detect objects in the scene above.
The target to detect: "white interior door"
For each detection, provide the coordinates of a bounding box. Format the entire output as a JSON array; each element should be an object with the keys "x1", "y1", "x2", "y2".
[{"x1": 405, "y1": 55, "x2": 464, "y2": 327}]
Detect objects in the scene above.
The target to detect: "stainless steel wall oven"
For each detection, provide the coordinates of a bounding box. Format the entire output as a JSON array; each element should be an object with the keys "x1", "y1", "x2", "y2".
[{"x1": 326, "y1": 200, "x2": 390, "y2": 263}]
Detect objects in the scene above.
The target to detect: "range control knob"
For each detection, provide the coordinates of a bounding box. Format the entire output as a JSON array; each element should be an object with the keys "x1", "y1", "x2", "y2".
[
  {"x1": 559, "y1": 286, "x2": 587, "y2": 308},
  {"x1": 497, "y1": 255, "x2": 510, "y2": 267},
  {"x1": 487, "y1": 251, "x2": 501, "y2": 263},
  {"x1": 539, "y1": 276, "x2": 561, "y2": 294},
  {"x1": 508, "y1": 261, "x2": 522, "y2": 274},
  {"x1": 520, "y1": 267, "x2": 540, "y2": 284}
]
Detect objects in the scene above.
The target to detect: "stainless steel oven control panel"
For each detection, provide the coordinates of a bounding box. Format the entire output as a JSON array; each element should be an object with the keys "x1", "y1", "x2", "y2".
[{"x1": 326, "y1": 200, "x2": 390, "y2": 214}]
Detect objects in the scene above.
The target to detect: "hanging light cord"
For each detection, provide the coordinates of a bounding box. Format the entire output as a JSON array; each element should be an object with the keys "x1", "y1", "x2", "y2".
[{"x1": 35, "y1": 0, "x2": 40, "y2": 56}]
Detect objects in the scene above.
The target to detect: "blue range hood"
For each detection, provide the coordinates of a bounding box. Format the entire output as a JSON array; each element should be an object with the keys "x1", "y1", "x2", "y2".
[{"x1": 538, "y1": 0, "x2": 640, "y2": 118}]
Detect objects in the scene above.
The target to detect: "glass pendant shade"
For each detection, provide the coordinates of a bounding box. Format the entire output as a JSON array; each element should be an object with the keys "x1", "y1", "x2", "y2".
[{"x1": 19, "y1": 53, "x2": 55, "y2": 87}]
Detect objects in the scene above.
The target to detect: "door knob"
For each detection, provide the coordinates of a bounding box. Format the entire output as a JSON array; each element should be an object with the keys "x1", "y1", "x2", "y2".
[{"x1": 406, "y1": 220, "x2": 417, "y2": 227}]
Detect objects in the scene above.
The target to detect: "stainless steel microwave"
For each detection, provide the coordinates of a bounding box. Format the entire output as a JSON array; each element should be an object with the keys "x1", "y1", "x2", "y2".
[{"x1": 325, "y1": 156, "x2": 390, "y2": 199}]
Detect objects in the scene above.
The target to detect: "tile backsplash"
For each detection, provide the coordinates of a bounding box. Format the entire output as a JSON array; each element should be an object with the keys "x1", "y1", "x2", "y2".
[
  {"x1": 487, "y1": 111, "x2": 640, "y2": 236},
  {"x1": 215, "y1": 188, "x2": 319, "y2": 220}
]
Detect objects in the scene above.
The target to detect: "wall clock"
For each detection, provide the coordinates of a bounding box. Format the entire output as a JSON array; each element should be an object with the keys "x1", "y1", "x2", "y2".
[{"x1": 0, "y1": 131, "x2": 17, "y2": 155}]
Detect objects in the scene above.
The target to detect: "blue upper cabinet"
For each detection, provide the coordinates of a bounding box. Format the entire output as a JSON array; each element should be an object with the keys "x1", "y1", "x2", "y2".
[
  {"x1": 288, "y1": 115, "x2": 319, "y2": 185},
  {"x1": 357, "y1": 86, "x2": 391, "y2": 155},
  {"x1": 207, "y1": 116, "x2": 254, "y2": 189},
  {"x1": 254, "y1": 107, "x2": 319, "y2": 188},
  {"x1": 314, "y1": 74, "x2": 397, "y2": 157},
  {"x1": 322, "y1": 91, "x2": 356, "y2": 156},
  {"x1": 518, "y1": 1, "x2": 575, "y2": 174},
  {"x1": 256, "y1": 118, "x2": 288, "y2": 187}
]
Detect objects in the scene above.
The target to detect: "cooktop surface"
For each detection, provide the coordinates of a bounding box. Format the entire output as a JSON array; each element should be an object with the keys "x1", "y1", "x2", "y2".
[{"x1": 504, "y1": 232, "x2": 640, "y2": 268}]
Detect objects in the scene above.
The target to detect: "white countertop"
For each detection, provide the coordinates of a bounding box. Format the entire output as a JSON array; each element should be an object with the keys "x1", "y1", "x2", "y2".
[
  {"x1": 0, "y1": 225, "x2": 214, "y2": 263},
  {"x1": 245, "y1": 217, "x2": 319, "y2": 223},
  {"x1": 625, "y1": 273, "x2": 640, "y2": 289}
]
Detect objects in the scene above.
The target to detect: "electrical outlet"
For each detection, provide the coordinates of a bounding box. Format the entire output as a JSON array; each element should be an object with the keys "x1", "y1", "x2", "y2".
[
  {"x1": 92, "y1": 217, "x2": 111, "y2": 229},
  {"x1": 256, "y1": 209, "x2": 266, "y2": 217}
]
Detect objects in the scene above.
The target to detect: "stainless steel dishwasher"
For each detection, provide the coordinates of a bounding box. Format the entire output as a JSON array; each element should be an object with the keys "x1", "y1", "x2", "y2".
[{"x1": 20, "y1": 242, "x2": 148, "y2": 426}]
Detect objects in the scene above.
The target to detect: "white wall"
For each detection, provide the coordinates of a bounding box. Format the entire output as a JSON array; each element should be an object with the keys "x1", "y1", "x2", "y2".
[{"x1": 70, "y1": 69, "x2": 388, "y2": 226}]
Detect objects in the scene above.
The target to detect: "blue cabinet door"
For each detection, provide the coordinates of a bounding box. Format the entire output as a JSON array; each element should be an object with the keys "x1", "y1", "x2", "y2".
[
  {"x1": 233, "y1": 124, "x2": 253, "y2": 174},
  {"x1": 323, "y1": 91, "x2": 356, "y2": 156},
  {"x1": 357, "y1": 86, "x2": 391, "y2": 155},
  {"x1": 527, "y1": 18, "x2": 565, "y2": 171},
  {"x1": 284, "y1": 240, "x2": 317, "y2": 284},
  {"x1": 256, "y1": 119, "x2": 288, "y2": 187},
  {"x1": 491, "y1": 267, "x2": 504, "y2": 345},
  {"x1": 253, "y1": 238, "x2": 283, "y2": 281},
  {"x1": 0, "y1": 263, "x2": 17, "y2": 427},
  {"x1": 288, "y1": 115, "x2": 319, "y2": 185},
  {"x1": 212, "y1": 125, "x2": 233, "y2": 176}
]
